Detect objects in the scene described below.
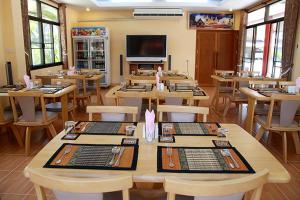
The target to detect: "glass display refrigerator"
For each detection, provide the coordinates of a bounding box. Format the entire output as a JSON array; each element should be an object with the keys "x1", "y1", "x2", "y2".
[{"x1": 72, "y1": 27, "x2": 110, "y2": 87}]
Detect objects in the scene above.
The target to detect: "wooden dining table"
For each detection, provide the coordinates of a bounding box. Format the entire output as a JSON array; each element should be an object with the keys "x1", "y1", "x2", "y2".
[
  {"x1": 211, "y1": 75, "x2": 285, "y2": 111},
  {"x1": 0, "y1": 85, "x2": 76, "y2": 128},
  {"x1": 23, "y1": 123, "x2": 290, "y2": 185},
  {"x1": 126, "y1": 74, "x2": 192, "y2": 82},
  {"x1": 106, "y1": 85, "x2": 209, "y2": 108},
  {"x1": 36, "y1": 73, "x2": 104, "y2": 105}
]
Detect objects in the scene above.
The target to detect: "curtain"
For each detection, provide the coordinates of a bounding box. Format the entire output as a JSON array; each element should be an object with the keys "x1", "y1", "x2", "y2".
[
  {"x1": 282, "y1": 0, "x2": 300, "y2": 79},
  {"x1": 20, "y1": 0, "x2": 31, "y2": 76},
  {"x1": 58, "y1": 3, "x2": 68, "y2": 69}
]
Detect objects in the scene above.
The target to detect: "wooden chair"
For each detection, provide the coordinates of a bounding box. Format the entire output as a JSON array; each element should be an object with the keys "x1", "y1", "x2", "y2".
[
  {"x1": 131, "y1": 79, "x2": 156, "y2": 86},
  {"x1": 214, "y1": 70, "x2": 235, "y2": 106},
  {"x1": 0, "y1": 108, "x2": 23, "y2": 147},
  {"x1": 64, "y1": 75, "x2": 92, "y2": 107},
  {"x1": 87, "y1": 106, "x2": 138, "y2": 122},
  {"x1": 223, "y1": 79, "x2": 249, "y2": 117},
  {"x1": 46, "y1": 78, "x2": 77, "y2": 120},
  {"x1": 254, "y1": 94, "x2": 300, "y2": 163},
  {"x1": 157, "y1": 105, "x2": 209, "y2": 122},
  {"x1": 25, "y1": 167, "x2": 132, "y2": 200},
  {"x1": 164, "y1": 169, "x2": 269, "y2": 200},
  {"x1": 8, "y1": 91, "x2": 58, "y2": 155}
]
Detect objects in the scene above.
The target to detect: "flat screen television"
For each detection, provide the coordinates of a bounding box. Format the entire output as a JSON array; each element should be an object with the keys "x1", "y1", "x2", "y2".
[{"x1": 126, "y1": 35, "x2": 167, "y2": 62}]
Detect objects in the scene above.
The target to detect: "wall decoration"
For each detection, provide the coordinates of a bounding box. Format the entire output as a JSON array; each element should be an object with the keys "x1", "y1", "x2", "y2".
[{"x1": 189, "y1": 13, "x2": 234, "y2": 30}]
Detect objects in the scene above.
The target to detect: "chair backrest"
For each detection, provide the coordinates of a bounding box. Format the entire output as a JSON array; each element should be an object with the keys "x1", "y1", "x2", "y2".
[
  {"x1": 25, "y1": 168, "x2": 132, "y2": 200},
  {"x1": 8, "y1": 91, "x2": 48, "y2": 123},
  {"x1": 239, "y1": 70, "x2": 260, "y2": 76},
  {"x1": 249, "y1": 80, "x2": 277, "y2": 88},
  {"x1": 87, "y1": 106, "x2": 139, "y2": 122},
  {"x1": 266, "y1": 94, "x2": 300, "y2": 128},
  {"x1": 157, "y1": 105, "x2": 209, "y2": 122},
  {"x1": 164, "y1": 169, "x2": 269, "y2": 200}
]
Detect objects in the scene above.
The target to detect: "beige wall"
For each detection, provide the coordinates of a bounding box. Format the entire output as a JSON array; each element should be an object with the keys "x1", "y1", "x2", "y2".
[
  {"x1": 69, "y1": 9, "x2": 241, "y2": 84},
  {"x1": 292, "y1": 17, "x2": 300, "y2": 80}
]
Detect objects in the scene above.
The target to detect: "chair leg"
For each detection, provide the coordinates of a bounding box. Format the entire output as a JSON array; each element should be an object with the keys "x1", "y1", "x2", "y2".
[
  {"x1": 255, "y1": 126, "x2": 265, "y2": 140},
  {"x1": 25, "y1": 127, "x2": 31, "y2": 156},
  {"x1": 9, "y1": 125, "x2": 23, "y2": 147},
  {"x1": 48, "y1": 124, "x2": 57, "y2": 138},
  {"x1": 283, "y1": 132, "x2": 287, "y2": 163},
  {"x1": 223, "y1": 100, "x2": 231, "y2": 117}
]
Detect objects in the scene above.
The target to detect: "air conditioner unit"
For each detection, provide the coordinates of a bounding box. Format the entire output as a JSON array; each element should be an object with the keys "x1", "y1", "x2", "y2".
[{"x1": 133, "y1": 8, "x2": 184, "y2": 19}]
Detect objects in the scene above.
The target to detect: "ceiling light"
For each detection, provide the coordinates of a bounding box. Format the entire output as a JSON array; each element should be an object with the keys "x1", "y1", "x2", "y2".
[
  {"x1": 86, "y1": 7, "x2": 90, "y2": 12},
  {"x1": 229, "y1": 8, "x2": 233, "y2": 12}
]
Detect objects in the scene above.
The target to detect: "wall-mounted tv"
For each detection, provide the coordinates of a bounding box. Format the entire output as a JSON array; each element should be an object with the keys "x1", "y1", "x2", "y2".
[{"x1": 126, "y1": 35, "x2": 167, "y2": 62}]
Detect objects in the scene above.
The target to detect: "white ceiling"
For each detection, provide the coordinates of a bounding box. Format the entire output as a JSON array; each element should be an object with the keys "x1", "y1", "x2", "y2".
[{"x1": 57, "y1": 0, "x2": 261, "y2": 11}]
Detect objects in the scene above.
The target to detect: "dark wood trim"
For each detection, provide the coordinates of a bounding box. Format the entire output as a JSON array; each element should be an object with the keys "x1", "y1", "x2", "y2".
[
  {"x1": 58, "y1": 3, "x2": 68, "y2": 69},
  {"x1": 20, "y1": 0, "x2": 31, "y2": 77}
]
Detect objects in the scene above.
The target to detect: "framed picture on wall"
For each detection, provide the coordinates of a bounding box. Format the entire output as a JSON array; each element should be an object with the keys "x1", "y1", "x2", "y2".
[{"x1": 189, "y1": 13, "x2": 234, "y2": 30}]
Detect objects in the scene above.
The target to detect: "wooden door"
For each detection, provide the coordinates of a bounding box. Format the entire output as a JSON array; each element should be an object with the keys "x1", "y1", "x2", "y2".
[
  {"x1": 195, "y1": 31, "x2": 217, "y2": 86},
  {"x1": 216, "y1": 31, "x2": 238, "y2": 71},
  {"x1": 195, "y1": 30, "x2": 238, "y2": 86}
]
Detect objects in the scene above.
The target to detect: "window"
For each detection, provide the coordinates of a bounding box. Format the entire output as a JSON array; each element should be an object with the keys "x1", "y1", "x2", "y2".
[
  {"x1": 243, "y1": 0, "x2": 285, "y2": 78},
  {"x1": 28, "y1": 0, "x2": 62, "y2": 69}
]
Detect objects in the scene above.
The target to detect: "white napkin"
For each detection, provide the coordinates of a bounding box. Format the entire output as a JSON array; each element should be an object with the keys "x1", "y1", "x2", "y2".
[
  {"x1": 156, "y1": 73, "x2": 160, "y2": 87},
  {"x1": 23, "y1": 74, "x2": 30, "y2": 88},
  {"x1": 145, "y1": 109, "x2": 155, "y2": 141},
  {"x1": 143, "y1": 124, "x2": 158, "y2": 139},
  {"x1": 158, "y1": 66, "x2": 162, "y2": 72},
  {"x1": 67, "y1": 66, "x2": 75, "y2": 75}
]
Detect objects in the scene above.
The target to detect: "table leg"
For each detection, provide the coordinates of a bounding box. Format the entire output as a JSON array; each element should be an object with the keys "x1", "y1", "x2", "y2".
[
  {"x1": 96, "y1": 80, "x2": 101, "y2": 105},
  {"x1": 245, "y1": 97, "x2": 256, "y2": 134},
  {"x1": 213, "y1": 82, "x2": 220, "y2": 111},
  {"x1": 61, "y1": 94, "x2": 68, "y2": 128}
]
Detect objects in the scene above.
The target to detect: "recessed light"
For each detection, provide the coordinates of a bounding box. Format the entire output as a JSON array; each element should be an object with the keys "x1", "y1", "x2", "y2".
[
  {"x1": 229, "y1": 8, "x2": 233, "y2": 12},
  {"x1": 86, "y1": 7, "x2": 90, "y2": 12}
]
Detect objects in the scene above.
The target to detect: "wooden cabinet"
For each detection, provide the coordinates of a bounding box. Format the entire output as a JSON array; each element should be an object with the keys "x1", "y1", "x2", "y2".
[
  {"x1": 195, "y1": 30, "x2": 238, "y2": 86},
  {"x1": 129, "y1": 63, "x2": 164, "y2": 74}
]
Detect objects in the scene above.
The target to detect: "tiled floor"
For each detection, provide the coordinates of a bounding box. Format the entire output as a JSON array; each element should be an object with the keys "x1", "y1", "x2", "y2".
[{"x1": 0, "y1": 86, "x2": 299, "y2": 200}]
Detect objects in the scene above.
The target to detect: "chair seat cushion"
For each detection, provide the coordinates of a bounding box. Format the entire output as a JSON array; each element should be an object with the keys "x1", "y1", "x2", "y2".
[
  {"x1": 54, "y1": 190, "x2": 103, "y2": 200},
  {"x1": 18, "y1": 111, "x2": 58, "y2": 123},
  {"x1": 228, "y1": 93, "x2": 247, "y2": 102},
  {"x1": 170, "y1": 112, "x2": 195, "y2": 122},
  {"x1": 219, "y1": 87, "x2": 234, "y2": 93},
  {"x1": 255, "y1": 115, "x2": 299, "y2": 128},
  {"x1": 101, "y1": 113, "x2": 126, "y2": 122},
  {"x1": 194, "y1": 192, "x2": 243, "y2": 200},
  {"x1": 0, "y1": 111, "x2": 14, "y2": 124},
  {"x1": 46, "y1": 102, "x2": 74, "y2": 112}
]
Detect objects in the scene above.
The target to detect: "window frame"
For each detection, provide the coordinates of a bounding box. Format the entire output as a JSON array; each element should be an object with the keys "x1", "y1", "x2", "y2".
[
  {"x1": 242, "y1": 0, "x2": 285, "y2": 77},
  {"x1": 28, "y1": 0, "x2": 62, "y2": 70}
]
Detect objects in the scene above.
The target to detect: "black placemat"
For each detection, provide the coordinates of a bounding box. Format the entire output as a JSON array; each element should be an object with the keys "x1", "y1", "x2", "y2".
[
  {"x1": 158, "y1": 122, "x2": 220, "y2": 136},
  {"x1": 157, "y1": 146, "x2": 254, "y2": 174},
  {"x1": 0, "y1": 85, "x2": 24, "y2": 93},
  {"x1": 44, "y1": 143, "x2": 139, "y2": 170},
  {"x1": 73, "y1": 121, "x2": 137, "y2": 136}
]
